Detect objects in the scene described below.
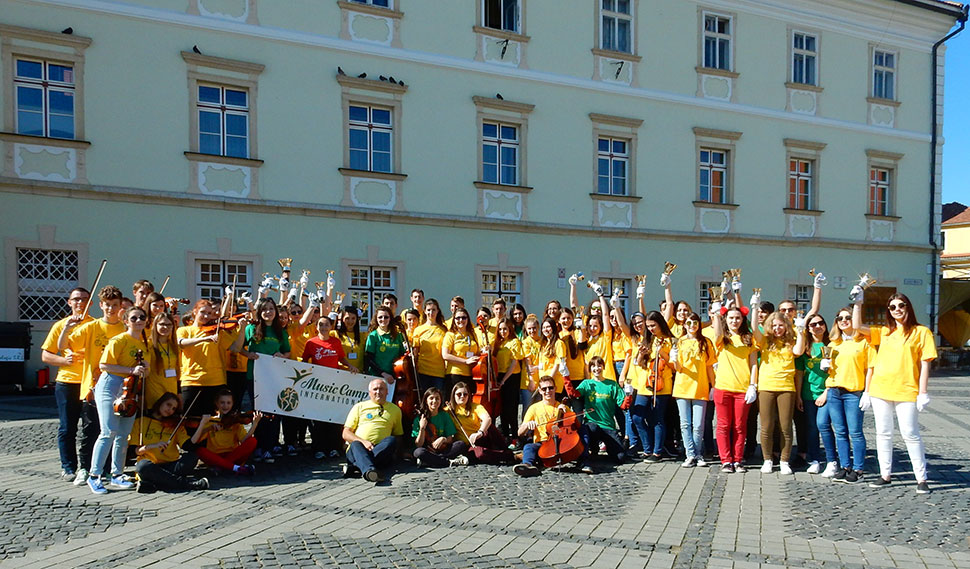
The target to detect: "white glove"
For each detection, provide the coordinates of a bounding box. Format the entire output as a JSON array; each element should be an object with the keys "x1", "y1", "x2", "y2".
[
  {"x1": 278, "y1": 276, "x2": 290, "y2": 291},
  {"x1": 636, "y1": 282, "x2": 646, "y2": 299},
  {"x1": 720, "y1": 277, "x2": 730, "y2": 292},
  {"x1": 819, "y1": 358, "x2": 831, "y2": 371},
  {"x1": 731, "y1": 278, "x2": 742, "y2": 293},
  {"x1": 794, "y1": 317, "x2": 806, "y2": 331},
  {"x1": 238, "y1": 291, "x2": 254, "y2": 305},
  {"x1": 326, "y1": 274, "x2": 336, "y2": 291},
  {"x1": 224, "y1": 285, "x2": 233, "y2": 296},
  {"x1": 609, "y1": 290, "x2": 621, "y2": 309},
  {"x1": 660, "y1": 273, "x2": 671, "y2": 288},
  {"x1": 624, "y1": 383, "x2": 634, "y2": 395},
  {"x1": 573, "y1": 317, "x2": 584, "y2": 329},
  {"x1": 568, "y1": 273, "x2": 580, "y2": 286},
  {"x1": 849, "y1": 285, "x2": 864, "y2": 305},
  {"x1": 711, "y1": 301, "x2": 722, "y2": 313},
  {"x1": 558, "y1": 360, "x2": 570, "y2": 378},
  {"x1": 286, "y1": 284, "x2": 298, "y2": 302},
  {"x1": 813, "y1": 272, "x2": 827, "y2": 289},
  {"x1": 299, "y1": 270, "x2": 310, "y2": 288},
  {"x1": 669, "y1": 345, "x2": 679, "y2": 363},
  {"x1": 308, "y1": 292, "x2": 321, "y2": 308},
  {"x1": 260, "y1": 275, "x2": 277, "y2": 289},
  {"x1": 744, "y1": 385, "x2": 757, "y2": 404},
  {"x1": 590, "y1": 282, "x2": 605, "y2": 297},
  {"x1": 916, "y1": 393, "x2": 930, "y2": 412},
  {"x1": 328, "y1": 311, "x2": 339, "y2": 320},
  {"x1": 258, "y1": 285, "x2": 269, "y2": 297},
  {"x1": 859, "y1": 392, "x2": 871, "y2": 411}
]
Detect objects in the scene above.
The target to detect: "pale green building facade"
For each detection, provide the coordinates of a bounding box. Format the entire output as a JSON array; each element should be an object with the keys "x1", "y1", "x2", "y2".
[{"x1": 1, "y1": 0, "x2": 965, "y2": 383}]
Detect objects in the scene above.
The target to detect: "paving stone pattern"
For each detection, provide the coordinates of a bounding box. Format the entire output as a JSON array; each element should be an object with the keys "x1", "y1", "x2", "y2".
[
  {"x1": 0, "y1": 489, "x2": 156, "y2": 559},
  {"x1": 0, "y1": 422, "x2": 58, "y2": 455},
  {"x1": 204, "y1": 532, "x2": 574, "y2": 569}
]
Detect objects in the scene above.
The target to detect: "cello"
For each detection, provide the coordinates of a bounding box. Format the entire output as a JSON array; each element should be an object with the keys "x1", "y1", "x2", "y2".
[
  {"x1": 392, "y1": 337, "x2": 420, "y2": 424},
  {"x1": 471, "y1": 315, "x2": 501, "y2": 418},
  {"x1": 536, "y1": 407, "x2": 588, "y2": 468}
]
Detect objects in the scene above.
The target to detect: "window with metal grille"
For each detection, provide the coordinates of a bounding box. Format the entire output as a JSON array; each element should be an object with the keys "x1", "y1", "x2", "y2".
[
  {"x1": 703, "y1": 13, "x2": 731, "y2": 70},
  {"x1": 595, "y1": 277, "x2": 630, "y2": 314},
  {"x1": 789, "y1": 284, "x2": 812, "y2": 314},
  {"x1": 601, "y1": 0, "x2": 632, "y2": 53},
  {"x1": 597, "y1": 137, "x2": 628, "y2": 196},
  {"x1": 483, "y1": 0, "x2": 519, "y2": 32},
  {"x1": 348, "y1": 265, "x2": 396, "y2": 322},
  {"x1": 14, "y1": 58, "x2": 75, "y2": 139},
  {"x1": 873, "y1": 49, "x2": 895, "y2": 100},
  {"x1": 481, "y1": 270, "x2": 522, "y2": 307},
  {"x1": 17, "y1": 248, "x2": 79, "y2": 321},
  {"x1": 699, "y1": 148, "x2": 727, "y2": 203},
  {"x1": 196, "y1": 260, "x2": 252, "y2": 302},
  {"x1": 197, "y1": 84, "x2": 249, "y2": 158},
  {"x1": 788, "y1": 159, "x2": 813, "y2": 210},
  {"x1": 698, "y1": 281, "x2": 722, "y2": 319},
  {"x1": 869, "y1": 168, "x2": 891, "y2": 216},
  {"x1": 792, "y1": 32, "x2": 817, "y2": 86}
]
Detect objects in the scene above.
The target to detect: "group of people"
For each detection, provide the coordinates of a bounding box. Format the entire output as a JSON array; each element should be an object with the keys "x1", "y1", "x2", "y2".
[{"x1": 42, "y1": 266, "x2": 937, "y2": 494}]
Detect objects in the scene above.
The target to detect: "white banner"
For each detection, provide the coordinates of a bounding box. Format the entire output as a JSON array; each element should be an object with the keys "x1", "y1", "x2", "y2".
[{"x1": 253, "y1": 357, "x2": 394, "y2": 424}]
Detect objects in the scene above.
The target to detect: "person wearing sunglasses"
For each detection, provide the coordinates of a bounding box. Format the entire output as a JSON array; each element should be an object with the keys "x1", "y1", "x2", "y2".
[
  {"x1": 84, "y1": 305, "x2": 154, "y2": 494},
  {"x1": 513, "y1": 376, "x2": 570, "y2": 477},
  {"x1": 670, "y1": 313, "x2": 716, "y2": 468},
  {"x1": 446, "y1": 382, "x2": 513, "y2": 464},
  {"x1": 412, "y1": 387, "x2": 468, "y2": 468},
  {"x1": 792, "y1": 272, "x2": 830, "y2": 475},
  {"x1": 41, "y1": 286, "x2": 91, "y2": 481},
  {"x1": 852, "y1": 292, "x2": 936, "y2": 494},
  {"x1": 342, "y1": 378, "x2": 403, "y2": 482},
  {"x1": 441, "y1": 308, "x2": 481, "y2": 395}
]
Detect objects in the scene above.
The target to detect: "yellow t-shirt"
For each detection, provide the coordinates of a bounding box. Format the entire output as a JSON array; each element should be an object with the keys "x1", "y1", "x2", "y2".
[
  {"x1": 145, "y1": 342, "x2": 179, "y2": 409},
  {"x1": 288, "y1": 322, "x2": 311, "y2": 362},
  {"x1": 344, "y1": 400, "x2": 404, "y2": 445},
  {"x1": 667, "y1": 316, "x2": 684, "y2": 340},
  {"x1": 714, "y1": 334, "x2": 758, "y2": 393},
  {"x1": 585, "y1": 333, "x2": 616, "y2": 380},
  {"x1": 495, "y1": 337, "x2": 525, "y2": 374},
  {"x1": 827, "y1": 336, "x2": 874, "y2": 392},
  {"x1": 100, "y1": 333, "x2": 154, "y2": 373},
  {"x1": 523, "y1": 400, "x2": 564, "y2": 443},
  {"x1": 203, "y1": 422, "x2": 250, "y2": 454},
  {"x1": 449, "y1": 403, "x2": 490, "y2": 444},
  {"x1": 559, "y1": 329, "x2": 586, "y2": 380},
  {"x1": 626, "y1": 339, "x2": 673, "y2": 396},
  {"x1": 176, "y1": 325, "x2": 237, "y2": 387},
  {"x1": 130, "y1": 416, "x2": 188, "y2": 464},
  {"x1": 869, "y1": 325, "x2": 937, "y2": 402},
  {"x1": 442, "y1": 331, "x2": 480, "y2": 376},
  {"x1": 535, "y1": 339, "x2": 566, "y2": 393},
  {"x1": 68, "y1": 319, "x2": 127, "y2": 399},
  {"x1": 672, "y1": 337, "x2": 716, "y2": 400},
  {"x1": 42, "y1": 315, "x2": 92, "y2": 385},
  {"x1": 413, "y1": 323, "x2": 447, "y2": 378},
  {"x1": 757, "y1": 338, "x2": 796, "y2": 392},
  {"x1": 334, "y1": 330, "x2": 366, "y2": 371},
  {"x1": 520, "y1": 336, "x2": 541, "y2": 389}
]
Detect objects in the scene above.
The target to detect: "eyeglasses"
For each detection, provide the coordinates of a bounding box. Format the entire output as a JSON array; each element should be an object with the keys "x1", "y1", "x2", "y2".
[
  {"x1": 454, "y1": 316, "x2": 468, "y2": 321},
  {"x1": 685, "y1": 320, "x2": 699, "y2": 326},
  {"x1": 129, "y1": 315, "x2": 147, "y2": 321},
  {"x1": 809, "y1": 321, "x2": 825, "y2": 328},
  {"x1": 539, "y1": 386, "x2": 556, "y2": 392},
  {"x1": 889, "y1": 302, "x2": 907, "y2": 310},
  {"x1": 68, "y1": 297, "x2": 88, "y2": 302},
  {"x1": 780, "y1": 308, "x2": 795, "y2": 313},
  {"x1": 836, "y1": 315, "x2": 851, "y2": 322}
]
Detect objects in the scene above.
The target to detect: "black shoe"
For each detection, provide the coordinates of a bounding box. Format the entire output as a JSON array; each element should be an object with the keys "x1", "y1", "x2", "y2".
[
  {"x1": 733, "y1": 462, "x2": 747, "y2": 473},
  {"x1": 342, "y1": 464, "x2": 362, "y2": 478},
  {"x1": 844, "y1": 470, "x2": 862, "y2": 484},
  {"x1": 832, "y1": 468, "x2": 847, "y2": 482},
  {"x1": 579, "y1": 464, "x2": 594, "y2": 474},
  {"x1": 363, "y1": 470, "x2": 380, "y2": 483},
  {"x1": 869, "y1": 476, "x2": 891, "y2": 488},
  {"x1": 645, "y1": 454, "x2": 661, "y2": 463},
  {"x1": 135, "y1": 481, "x2": 156, "y2": 494},
  {"x1": 513, "y1": 463, "x2": 540, "y2": 477},
  {"x1": 721, "y1": 463, "x2": 735, "y2": 473},
  {"x1": 916, "y1": 481, "x2": 931, "y2": 494},
  {"x1": 189, "y1": 477, "x2": 209, "y2": 491}
]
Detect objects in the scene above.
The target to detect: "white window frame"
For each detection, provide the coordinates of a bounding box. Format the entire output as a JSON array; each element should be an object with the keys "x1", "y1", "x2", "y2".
[
  {"x1": 13, "y1": 57, "x2": 76, "y2": 140},
  {"x1": 791, "y1": 31, "x2": 818, "y2": 87},
  {"x1": 872, "y1": 48, "x2": 897, "y2": 101},
  {"x1": 702, "y1": 11, "x2": 732, "y2": 71},
  {"x1": 16, "y1": 247, "x2": 80, "y2": 322},
  {"x1": 600, "y1": 0, "x2": 633, "y2": 54},
  {"x1": 788, "y1": 158, "x2": 814, "y2": 210},
  {"x1": 789, "y1": 284, "x2": 812, "y2": 314},
  {"x1": 597, "y1": 136, "x2": 630, "y2": 196},
  {"x1": 482, "y1": 121, "x2": 519, "y2": 186},
  {"x1": 698, "y1": 148, "x2": 728, "y2": 204},
  {"x1": 196, "y1": 84, "x2": 250, "y2": 159},
  {"x1": 596, "y1": 277, "x2": 631, "y2": 314},
  {"x1": 869, "y1": 167, "x2": 892, "y2": 217},
  {"x1": 482, "y1": 0, "x2": 520, "y2": 33},
  {"x1": 698, "y1": 281, "x2": 722, "y2": 319},
  {"x1": 348, "y1": 104, "x2": 394, "y2": 174},
  {"x1": 348, "y1": 265, "x2": 397, "y2": 322},
  {"x1": 480, "y1": 270, "x2": 523, "y2": 307},
  {"x1": 195, "y1": 260, "x2": 253, "y2": 302},
  {"x1": 350, "y1": 0, "x2": 391, "y2": 7}
]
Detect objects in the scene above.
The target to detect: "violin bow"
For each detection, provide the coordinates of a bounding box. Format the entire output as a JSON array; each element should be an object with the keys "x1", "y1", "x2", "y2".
[
  {"x1": 80, "y1": 259, "x2": 107, "y2": 320},
  {"x1": 444, "y1": 403, "x2": 473, "y2": 444},
  {"x1": 166, "y1": 391, "x2": 202, "y2": 445},
  {"x1": 158, "y1": 275, "x2": 171, "y2": 295},
  {"x1": 139, "y1": 329, "x2": 149, "y2": 447}
]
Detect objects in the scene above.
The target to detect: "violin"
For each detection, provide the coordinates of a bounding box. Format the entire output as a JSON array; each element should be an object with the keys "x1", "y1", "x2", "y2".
[
  {"x1": 198, "y1": 313, "x2": 249, "y2": 334},
  {"x1": 536, "y1": 407, "x2": 586, "y2": 468},
  {"x1": 156, "y1": 413, "x2": 202, "y2": 430},
  {"x1": 113, "y1": 349, "x2": 144, "y2": 418},
  {"x1": 472, "y1": 316, "x2": 502, "y2": 418},
  {"x1": 645, "y1": 339, "x2": 671, "y2": 399},
  {"x1": 211, "y1": 410, "x2": 257, "y2": 427}
]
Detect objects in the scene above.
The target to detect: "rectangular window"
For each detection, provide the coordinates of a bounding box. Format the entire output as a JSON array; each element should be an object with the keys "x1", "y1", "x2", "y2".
[
  {"x1": 483, "y1": 0, "x2": 519, "y2": 32},
  {"x1": 873, "y1": 49, "x2": 895, "y2": 100},
  {"x1": 349, "y1": 104, "x2": 393, "y2": 173},
  {"x1": 481, "y1": 270, "x2": 522, "y2": 307},
  {"x1": 792, "y1": 32, "x2": 817, "y2": 86},
  {"x1": 869, "y1": 168, "x2": 891, "y2": 216},
  {"x1": 596, "y1": 277, "x2": 630, "y2": 314},
  {"x1": 351, "y1": 0, "x2": 390, "y2": 6},
  {"x1": 196, "y1": 261, "x2": 252, "y2": 302},
  {"x1": 348, "y1": 265, "x2": 396, "y2": 322},
  {"x1": 597, "y1": 137, "x2": 628, "y2": 196},
  {"x1": 601, "y1": 0, "x2": 632, "y2": 53},
  {"x1": 790, "y1": 284, "x2": 812, "y2": 314},
  {"x1": 17, "y1": 248, "x2": 79, "y2": 321},
  {"x1": 698, "y1": 281, "x2": 721, "y2": 319},
  {"x1": 197, "y1": 84, "x2": 249, "y2": 158},
  {"x1": 482, "y1": 121, "x2": 519, "y2": 185},
  {"x1": 703, "y1": 13, "x2": 731, "y2": 70},
  {"x1": 14, "y1": 58, "x2": 76, "y2": 139},
  {"x1": 698, "y1": 148, "x2": 727, "y2": 204},
  {"x1": 788, "y1": 159, "x2": 813, "y2": 210}
]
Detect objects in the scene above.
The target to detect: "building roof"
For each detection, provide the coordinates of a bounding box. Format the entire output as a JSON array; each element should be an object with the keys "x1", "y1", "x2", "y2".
[
  {"x1": 894, "y1": 0, "x2": 967, "y2": 17},
  {"x1": 944, "y1": 207, "x2": 970, "y2": 226}
]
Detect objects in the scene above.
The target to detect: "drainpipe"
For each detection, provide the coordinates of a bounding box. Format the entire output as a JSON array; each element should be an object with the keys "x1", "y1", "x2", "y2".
[{"x1": 929, "y1": 5, "x2": 968, "y2": 333}]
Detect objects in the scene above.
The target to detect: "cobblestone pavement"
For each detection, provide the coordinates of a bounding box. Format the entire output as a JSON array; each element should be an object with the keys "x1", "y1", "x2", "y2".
[{"x1": 0, "y1": 372, "x2": 968, "y2": 569}]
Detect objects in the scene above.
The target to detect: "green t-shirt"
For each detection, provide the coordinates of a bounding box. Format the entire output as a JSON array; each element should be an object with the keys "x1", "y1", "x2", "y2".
[
  {"x1": 364, "y1": 330, "x2": 405, "y2": 375},
  {"x1": 575, "y1": 378, "x2": 625, "y2": 431},
  {"x1": 244, "y1": 324, "x2": 291, "y2": 380},
  {"x1": 411, "y1": 411, "x2": 457, "y2": 440},
  {"x1": 796, "y1": 341, "x2": 828, "y2": 400}
]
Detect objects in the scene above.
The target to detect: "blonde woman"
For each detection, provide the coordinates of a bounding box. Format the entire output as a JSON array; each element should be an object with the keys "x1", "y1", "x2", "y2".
[{"x1": 146, "y1": 312, "x2": 179, "y2": 410}]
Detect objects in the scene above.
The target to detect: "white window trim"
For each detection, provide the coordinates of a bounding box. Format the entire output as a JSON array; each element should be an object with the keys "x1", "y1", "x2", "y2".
[
  {"x1": 865, "y1": 149, "x2": 903, "y2": 219},
  {"x1": 698, "y1": 9, "x2": 735, "y2": 72},
  {"x1": 476, "y1": 256, "x2": 530, "y2": 312},
  {"x1": 185, "y1": 239, "x2": 261, "y2": 308},
  {"x1": 195, "y1": 260, "x2": 254, "y2": 302},
  {"x1": 869, "y1": 45, "x2": 899, "y2": 103},
  {"x1": 783, "y1": 138, "x2": 826, "y2": 213},
  {"x1": 590, "y1": 113, "x2": 642, "y2": 199},
  {"x1": 693, "y1": 127, "x2": 741, "y2": 207},
  {"x1": 474, "y1": 96, "x2": 534, "y2": 191},
  {"x1": 598, "y1": 0, "x2": 635, "y2": 55},
  {"x1": 480, "y1": 0, "x2": 523, "y2": 35},
  {"x1": 479, "y1": 269, "x2": 524, "y2": 308},
  {"x1": 789, "y1": 29, "x2": 820, "y2": 87},
  {"x1": 338, "y1": 75, "x2": 407, "y2": 177}
]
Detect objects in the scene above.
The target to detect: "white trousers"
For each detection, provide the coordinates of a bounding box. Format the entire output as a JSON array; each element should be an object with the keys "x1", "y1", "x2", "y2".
[{"x1": 871, "y1": 396, "x2": 927, "y2": 481}]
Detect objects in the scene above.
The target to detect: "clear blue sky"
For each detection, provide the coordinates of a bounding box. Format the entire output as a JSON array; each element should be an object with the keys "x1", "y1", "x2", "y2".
[{"x1": 944, "y1": 26, "x2": 970, "y2": 206}]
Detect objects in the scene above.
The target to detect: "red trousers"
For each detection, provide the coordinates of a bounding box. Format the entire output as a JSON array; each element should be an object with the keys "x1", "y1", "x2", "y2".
[
  {"x1": 714, "y1": 389, "x2": 751, "y2": 464},
  {"x1": 197, "y1": 437, "x2": 258, "y2": 470}
]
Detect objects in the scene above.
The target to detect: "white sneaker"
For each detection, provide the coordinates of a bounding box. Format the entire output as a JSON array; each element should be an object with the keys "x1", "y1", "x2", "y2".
[
  {"x1": 779, "y1": 461, "x2": 793, "y2": 475},
  {"x1": 109, "y1": 475, "x2": 135, "y2": 490},
  {"x1": 416, "y1": 457, "x2": 425, "y2": 468},
  {"x1": 697, "y1": 458, "x2": 709, "y2": 467},
  {"x1": 682, "y1": 458, "x2": 696, "y2": 468},
  {"x1": 821, "y1": 461, "x2": 839, "y2": 478},
  {"x1": 449, "y1": 455, "x2": 470, "y2": 466},
  {"x1": 806, "y1": 461, "x2": 821, "y2": 474},
  {"x1": 760, "y1": 460, "x2": 774, "y2": 473},
  {"x1": 73, "y1": 468, "x2": 89, "y2": 486}
]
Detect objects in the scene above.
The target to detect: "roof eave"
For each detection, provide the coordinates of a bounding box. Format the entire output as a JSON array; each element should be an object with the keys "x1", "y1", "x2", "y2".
[{"x1": 893, "y1": 0, "x2": 968, "y2": 19}]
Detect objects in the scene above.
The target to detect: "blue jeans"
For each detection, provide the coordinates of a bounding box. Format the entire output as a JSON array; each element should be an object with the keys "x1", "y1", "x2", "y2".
[
  {"x1": 827, "y1": 388, "x2": 866, "y2": 471},
  {"x1": 90, "y1": 373, "x2": 136, "y2": 477},
  {"x1": 346, "y1": 436, "x2": 398, "y2": 474},
  {"x1": 55, "y1": 381, "x2": 82, "y2": 472},
  {"x1": 521, "y1": 442, "x2": 541, "y2": 466},
  {"x1": 624, "y1": 409, "x2": 639, "y2": 450},
  {"x1": 579, "y1": 422, "x2": 626, "y2": 465},
  {"x1": 633, "y1": 394, "x2": 669, "y2": 455},
  {"x1": 801, "y1": 399, "x2": 829, "y2": 463},
  {"x1": 676, "y1": 398, "x2": 707, "y2": 459}
]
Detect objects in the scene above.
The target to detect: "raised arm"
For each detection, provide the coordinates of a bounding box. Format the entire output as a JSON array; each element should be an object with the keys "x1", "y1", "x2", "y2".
[
  {"x1": 661, "y1": 274, "x2": 674, "y2": 322},
  {"x1": 569, "y1": 273, "x2": 581, "y2": 311},
  {"x1": 852, "y1": 302, "x2": 870, "y2": 336},
  {"x1": 600, "y1": 294, "x2": 612, "y2": 335}
]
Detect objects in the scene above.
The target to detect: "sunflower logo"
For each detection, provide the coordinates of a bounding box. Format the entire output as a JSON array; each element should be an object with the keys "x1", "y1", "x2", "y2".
[{"x1": 278, "y1": 368, "x2": 312, "y2": 412}]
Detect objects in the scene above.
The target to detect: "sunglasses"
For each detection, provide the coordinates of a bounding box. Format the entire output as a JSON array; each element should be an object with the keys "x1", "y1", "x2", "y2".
[
  {"x1": 129, "y1": 315, "x2": 147, "y2": 321},
  {"x1": 539, "y1": 386, "x2": 556, "y2": 392},
  {"x1": 455, "y1": 392, "x2": 469, "y2": 397},
  {"x1": 455, "y1": 316, "x2": 468, "y2": 321},
  {"x1": 685, "y1": 320, "x2": 700, "y2": 326},
  {"x1": 889, "y1": 302, "x2": 907, "y2": 310},
  {"x1": 809, "y1": 321, "x2": 825, "y2": 327},
  {"x1": 836, "y1": 315, "x2": 851, "y2": 322}
]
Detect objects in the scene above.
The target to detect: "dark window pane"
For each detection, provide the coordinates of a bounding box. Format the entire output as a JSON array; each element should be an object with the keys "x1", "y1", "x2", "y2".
[
  {"x1": 500, "y1": 125, "x2": 517, "y2": 140},
  {"x1": 226, "y1": 113, "x2": 247, "y2": 136},
  {"x1": 372, "y1": 108, "x2": 391, "y2": 125},
  {"x1": 17, "y1": 85, "x2": 43, "y2": 112},
  {"x1": 49, "y1": 114, "x2": 74, "y2": 139},
  {"x1": 48, "y1": 64, "x2": 74, "y2": 83},
  {"x1": 199, "y1": 110, "x2": 221, "y2": 134},
  {"x1": 225, "y1": 89, "x2": 247, "y2": 107},
  {"x1": 372, "y1": 151, "x2": 391, "y2": 173},
  {"x1": 598, "y1": 138, "x2": 610, "y2": 153},
  {"x1": 199, "y1": 85, "x2": 221, "y2": 104},
  {"x1": 350, "y1": 149, "x2": 368, "y2": 170},
  {"x1": 349, "y1": 105, "x2": 368, "y2": 122},
  {"x1": 349, "y1": 128, "x2": 368, "y2": 151},
  {"x1": 17, "y1": 110, "x2": 44, "y2": 136},
  {"x1": 200, "y1": 133, "x2": 221, "y2": 155},
  {"x1": 48, "y1": 91, "x2": 74, "y2": 115},
  {"x1": 226, "y1": 136, "x2": 247, "y2": 158},
  {"x1": 16, "y1": 60, "x2": 43, "y2": 79},
  {"x1": 372, "y1": 131, "x2": 391, "y2": 152}
]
